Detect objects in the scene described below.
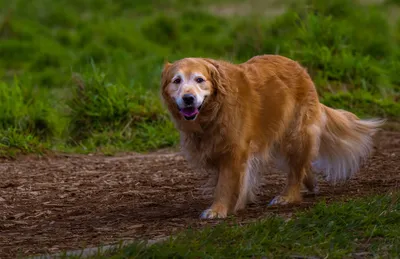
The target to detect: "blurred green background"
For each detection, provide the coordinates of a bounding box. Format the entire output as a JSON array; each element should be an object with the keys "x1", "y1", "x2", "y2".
[{"x1": 0, "y1": 0, "x2": 399, "y2": 156}]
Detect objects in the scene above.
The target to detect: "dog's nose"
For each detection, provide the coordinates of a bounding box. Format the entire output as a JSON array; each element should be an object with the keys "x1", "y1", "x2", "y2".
[{"x1": 182, "y1": 94, "x2": 195, "y2": 105}]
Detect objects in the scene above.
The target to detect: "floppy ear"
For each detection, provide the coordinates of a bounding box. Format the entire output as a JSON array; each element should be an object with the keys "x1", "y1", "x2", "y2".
[
  {"x1": 163, "y1": 60, "x2": 172, "y2": 70},
  {"x1": 203, "y1": 58, "x2": 228, "y2": 96},
  {"x1": 160, "y1": 60, "x2": 172, "y2": 89},
  {"x1": 162, "y1": 60, "x2": 172, "y2": 75}
]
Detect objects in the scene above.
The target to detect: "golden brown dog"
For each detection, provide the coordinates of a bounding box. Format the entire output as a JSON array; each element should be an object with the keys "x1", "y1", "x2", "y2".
[{"x1": 160, "y1": 55, "x2": 385, "y2": 219}]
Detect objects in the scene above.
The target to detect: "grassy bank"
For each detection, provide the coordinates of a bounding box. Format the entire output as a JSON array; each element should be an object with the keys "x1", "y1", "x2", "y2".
[
  {"x1": 0, "y1": 0, "x2": 399, "y2": 156},
  {"x1": 58, "y1": 192, "x2": 399, "y2": 258}
]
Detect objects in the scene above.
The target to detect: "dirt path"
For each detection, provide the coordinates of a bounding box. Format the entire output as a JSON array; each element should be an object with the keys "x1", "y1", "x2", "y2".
[{"x1": 0, "y1": 130, "x2": 399, "y2": 258}]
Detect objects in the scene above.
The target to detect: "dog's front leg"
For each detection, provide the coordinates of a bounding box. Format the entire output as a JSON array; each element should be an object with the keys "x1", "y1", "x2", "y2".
[{"x1": 200, "y1": 152, "x2": 246, "y2": 219}]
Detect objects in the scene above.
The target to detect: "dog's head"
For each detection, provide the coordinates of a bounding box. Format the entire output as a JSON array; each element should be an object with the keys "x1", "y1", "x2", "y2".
[{"x1": 160, "y1": 58, "x2": 227, "y2": 122}]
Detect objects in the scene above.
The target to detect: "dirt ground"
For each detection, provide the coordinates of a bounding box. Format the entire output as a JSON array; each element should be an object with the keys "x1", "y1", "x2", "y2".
[{"x1": 0, "y1": 130, "x2": 399, "y2": 258}]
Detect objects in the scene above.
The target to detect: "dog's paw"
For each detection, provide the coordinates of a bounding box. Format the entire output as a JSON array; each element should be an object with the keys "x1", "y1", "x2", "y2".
[
  {"x1": 302, "y1": 183, "x2": 320, "y2": 195},
  {"x1": 200, "y1": 208, "x2": 227, "y2": 219},
  {"x1": 309, "y1": 184, "x2": 320, "y2": 194},
  {"x1": 268, "y1": 195, "x2": 301, "y2": 206}
]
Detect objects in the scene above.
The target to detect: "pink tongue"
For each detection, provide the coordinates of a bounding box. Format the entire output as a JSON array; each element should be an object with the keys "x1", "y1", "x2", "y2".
[{"x1": 181, "y1": 107, "x2": 199, "y2": 117}]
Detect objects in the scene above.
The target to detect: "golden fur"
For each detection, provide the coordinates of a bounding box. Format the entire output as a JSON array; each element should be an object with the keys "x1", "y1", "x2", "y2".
[{"x1": 160, "y1": 55, "x2": 385, "y2": 219}]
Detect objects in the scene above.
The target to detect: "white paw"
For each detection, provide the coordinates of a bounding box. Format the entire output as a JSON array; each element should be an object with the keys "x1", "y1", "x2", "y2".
[
  {"x1": 268, "y1": 196, "x2": 289, "y2": 206},
  {"x1": 200, "y1": 208, "x2": 227, "y2": 219},
  {"x1": 268, "y1": 195, "x2": 301, "y2": 206}
]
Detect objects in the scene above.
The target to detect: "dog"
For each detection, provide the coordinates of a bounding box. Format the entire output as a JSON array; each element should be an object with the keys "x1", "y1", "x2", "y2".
[{"x1": 160, "y1": 54, "x2": 385, "y2": 219}]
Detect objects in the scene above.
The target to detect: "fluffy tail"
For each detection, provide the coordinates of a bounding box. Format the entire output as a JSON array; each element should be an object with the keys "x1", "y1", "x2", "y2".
[{"x1": 312, "y1": 104, "x2": 386, "y2": 184}]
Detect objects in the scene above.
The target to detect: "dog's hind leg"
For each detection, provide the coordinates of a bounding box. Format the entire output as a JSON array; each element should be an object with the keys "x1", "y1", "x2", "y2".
[
  {"x1": 302, "y1": 169, "x2": 319, "y2": 194},
  {"x1": 269, "y1": 122, "x2": 320, "y2": 206}
]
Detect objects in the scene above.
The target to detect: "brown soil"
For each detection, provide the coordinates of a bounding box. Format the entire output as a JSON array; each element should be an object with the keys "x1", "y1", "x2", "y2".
[{"x1": 0, "y1": 130, "x2": 399, "y2": 258}]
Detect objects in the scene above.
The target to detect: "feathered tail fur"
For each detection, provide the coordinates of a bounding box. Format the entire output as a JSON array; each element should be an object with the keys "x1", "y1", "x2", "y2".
[{"x1": 312, "y1": 104, "x2": 386, "y2": 184}]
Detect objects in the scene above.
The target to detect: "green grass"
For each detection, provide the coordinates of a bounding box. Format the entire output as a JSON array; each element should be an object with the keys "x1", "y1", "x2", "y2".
[
  {"x1": 57, "y1": 192, "x2": 399, "y2": 258},
  {"x1": 2, "y1": 1, "x2": 399, "y2": 257},
  {"x1": 0, "y1": 0, "x2": 400, "y2": 156}
]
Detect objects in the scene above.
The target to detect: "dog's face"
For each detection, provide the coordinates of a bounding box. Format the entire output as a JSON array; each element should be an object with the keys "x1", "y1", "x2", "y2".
[{"x1": 161, "y1": 58, "x2": 217, "y2": 121}]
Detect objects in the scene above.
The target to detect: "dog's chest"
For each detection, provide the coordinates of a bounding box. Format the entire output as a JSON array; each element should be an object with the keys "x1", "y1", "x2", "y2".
[{"x1": 180, "y1": 132, "x2": 228, "y2": 168}]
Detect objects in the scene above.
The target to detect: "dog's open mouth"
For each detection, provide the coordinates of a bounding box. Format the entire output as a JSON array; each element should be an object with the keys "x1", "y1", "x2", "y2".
[{"x1": 179, "y1": 105, "x2": 202, "y2": 120}]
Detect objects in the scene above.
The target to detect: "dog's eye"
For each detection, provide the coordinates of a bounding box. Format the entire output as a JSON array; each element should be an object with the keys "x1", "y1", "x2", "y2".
[
  {"x1": 195, "y1": 78, "x2": 205, "y2": 83},
  {"x1": 173, "y1": 78, "x2": 181, "y2": 84}
]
